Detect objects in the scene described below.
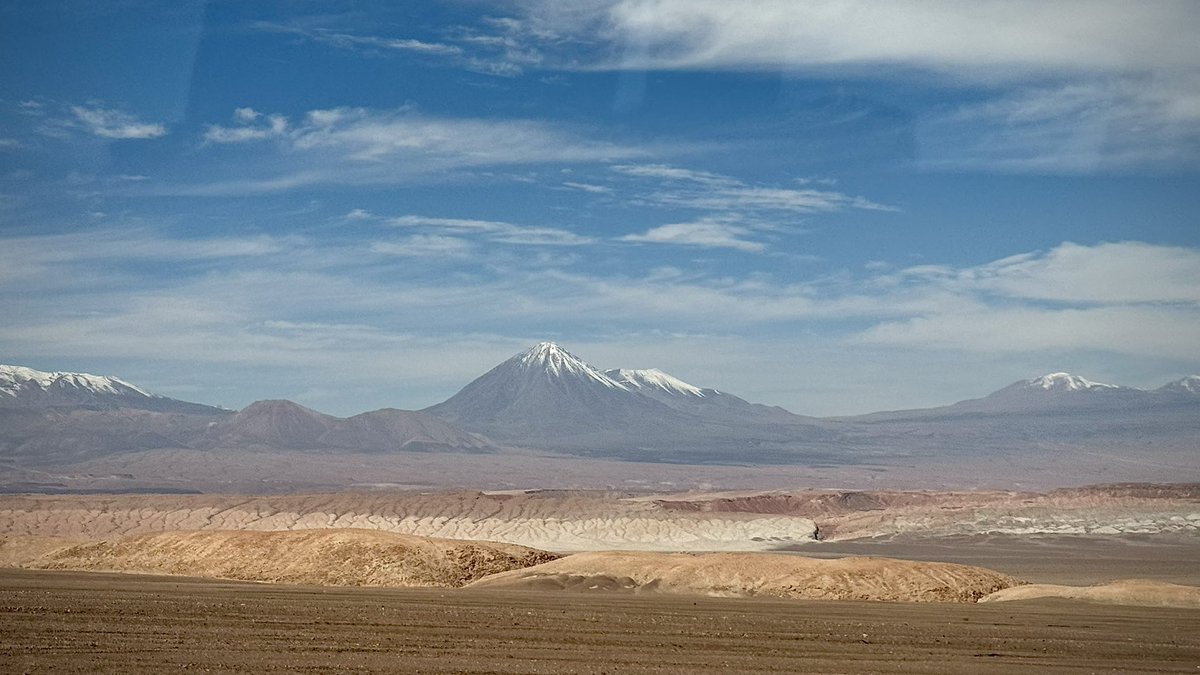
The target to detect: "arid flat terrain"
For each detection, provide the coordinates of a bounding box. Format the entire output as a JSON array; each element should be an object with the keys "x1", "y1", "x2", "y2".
[
  {"x1": 2, "y1": 484, "x2": 1199, "y2": 672},
  {"x1": 2, "y1": 484, "x2": 1197, "y2": 552},
  {"x1": 3, "y1": 568, "x2": 1198, "y2": 674}
]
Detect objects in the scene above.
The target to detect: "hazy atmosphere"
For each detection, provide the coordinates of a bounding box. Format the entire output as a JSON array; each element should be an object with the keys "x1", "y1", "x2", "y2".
[{"x1": 2, "y1": 0, "x2": 1198, "y2": 416}]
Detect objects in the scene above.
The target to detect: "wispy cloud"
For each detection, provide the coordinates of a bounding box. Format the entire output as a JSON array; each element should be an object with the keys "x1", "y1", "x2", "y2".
[
  {"x1": 612, "y1": 164, "x2": 895, "y2": 214},
  {"x1": 254, "y1": 20, "x2": 539, "y2": 77},
  {"x1": 513, "y1": 1, "x2": 1200, "y2": 171},
  {"x1": 258, "y1": 22, "x2": 464, "y2": 57},
  {"x1": 204, "y1": 107, "x2": 288, "y2": 143},
  {"x1": 620, "y1": 219, "x2": 764, "y2": 252},
  {"x1": 184, "y1": 107, "x2": 649, "y2": 193},
  {"x1": 370, "y1": 235, "x2": 475, "y2": 258},
  {"x1": 562, "y1": 181, "x2": 613, "y2": 194},
  {"x1": 523, "y1": 0, "x2": 1199, "y2": 75},
  {"x1": 919, "y1": 79, "x2": 1200, "y2": 171},
  {"x1": 71, "y1": 105, "x2": 166, "y2": 139},
  {"x1": 609, "y1": 164, "x2": 893, "y2": 252},
  {"x1": 859, "y1": 241, "x2": 1200, "y2": 358},
  {"x1": 389, "y1": 214, "x2": 594, "y2": 246}
]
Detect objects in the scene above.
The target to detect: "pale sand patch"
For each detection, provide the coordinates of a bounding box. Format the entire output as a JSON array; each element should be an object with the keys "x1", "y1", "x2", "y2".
[
  {"x1": 17, "y1": 529, "x2": 556, "y2": 588},
  {"x1": 468, "y1": 551, "x2": 1022, "y2": 602},
  {"x1": 0, "y1": 492, "x2": 818, "y2": 552},
  {"x1": 981, "y1": 578, "x2": 1200, "y2": 608}
]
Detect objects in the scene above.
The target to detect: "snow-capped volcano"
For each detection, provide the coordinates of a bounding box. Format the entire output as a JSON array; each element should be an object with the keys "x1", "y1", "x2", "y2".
[
  {"x1": 424, "y1": 342, "x2": 835, "y2": 460},
  {"x1": 1156, "y1": 375, "x2": 1200, "y2": 396},
  {"x1": 515, "y1": 342, "x2": 627, "y2": 390},
  {"x1": 422, "y1": 342, "x2": 666, "y2": 438},
  {"x1": 1, "y1": 364, "x2": 151, "y2": 400},
  {"x1": 1024, "y1": 372, "x2": 1122, "y2": 392},
  {"x1": 0, "y1": 364, "x2": 220, "y2": 413}
]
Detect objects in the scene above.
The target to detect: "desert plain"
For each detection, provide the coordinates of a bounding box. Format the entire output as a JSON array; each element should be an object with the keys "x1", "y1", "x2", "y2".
[{"x1": 2, "y1": 484, "x2": 1199, "y2": 673}]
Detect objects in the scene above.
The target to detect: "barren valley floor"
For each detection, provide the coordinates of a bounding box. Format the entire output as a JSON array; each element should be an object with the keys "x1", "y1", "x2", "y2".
[{"x1": 3, "y1": 568, "x2": 1199, "y2": 675}]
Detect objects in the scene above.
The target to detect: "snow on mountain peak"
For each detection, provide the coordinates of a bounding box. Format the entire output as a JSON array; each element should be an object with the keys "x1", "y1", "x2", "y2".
[
  {"x1": 1027, "y1": 372, "x2": 1118, "y2": 392},
  {"x1": 512, "y1": 342, "x2": 626, "y2": 390},
  {"x1": 1158, "y1": 375, "x2": 1200, "y2": 395},
  {"x1": 605, "y1": 368, "x2": 707, "y2": 398},
  {"x1": 0, "y1": 364, "x2": 153, "y2": 399}
]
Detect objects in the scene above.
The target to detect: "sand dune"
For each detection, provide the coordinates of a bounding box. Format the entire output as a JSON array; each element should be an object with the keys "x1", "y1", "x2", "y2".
[
  {"x1": 18, "y1": 529, "x2": 556, "y2": 588},
  {"x1": 468, "y1": 551, "x2": 1022, "y2": 602},
  {"x1": 981, "y1": 578, "x2": 1200, "y2": 608}
]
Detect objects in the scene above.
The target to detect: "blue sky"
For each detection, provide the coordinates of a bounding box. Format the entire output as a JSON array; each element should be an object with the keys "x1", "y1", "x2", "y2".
[{"x1": 1, "y1": 0, "x2": 1198, "y2": 415}]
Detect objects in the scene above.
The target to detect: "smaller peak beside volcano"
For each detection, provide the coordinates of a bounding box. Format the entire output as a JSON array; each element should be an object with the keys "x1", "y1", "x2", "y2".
[
  {"x1": 605, "y1": 368, "x2": 707, "y2": 398},
  {"x1": 1025, "y1": 373, "x2": 1120, "y2": 392},
  {"x1": 1156, "y1": 375, "x2": 1200, "y2": 396}
]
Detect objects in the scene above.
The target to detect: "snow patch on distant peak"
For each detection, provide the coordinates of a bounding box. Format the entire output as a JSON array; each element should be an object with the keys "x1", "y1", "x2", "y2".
[
  {"x1": 1158, "y1": 375, "x2": 1200, "y2": 394},
  {"x1": 1027, "y1": 372, "x2": 1118, "y2": 392},
  {"x1": 605, "y1": 368, "x2": 707, "y2": 398},
  {"x1": 0, "y1": 364, "x2": 153, "y2": 398},
  {"x1": 512, "y1": 343, "x2": 627, "y2": 390}
]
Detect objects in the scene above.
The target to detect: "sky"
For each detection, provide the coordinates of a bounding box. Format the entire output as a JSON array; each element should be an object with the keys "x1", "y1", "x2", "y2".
[{"x1": 0, "y1": 0, "x2": 1198, "y2": 416}]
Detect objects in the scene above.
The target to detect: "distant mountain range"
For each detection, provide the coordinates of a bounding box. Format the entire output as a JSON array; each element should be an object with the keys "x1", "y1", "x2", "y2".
[{"x1": 1, "y1": 347, "x2": 1197, "y2": 468}]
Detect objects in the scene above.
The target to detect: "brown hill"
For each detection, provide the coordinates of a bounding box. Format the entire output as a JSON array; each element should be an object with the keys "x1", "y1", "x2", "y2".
[
  {"x1": 21, "y1": 529, "x2": 556, "y2": 587},
  {"x1": 467, "y1": 551, "x2": 1022, "y2": 602},
  {"x1": 981, "y1": 578, "x2": 1200, "y2": 608}
]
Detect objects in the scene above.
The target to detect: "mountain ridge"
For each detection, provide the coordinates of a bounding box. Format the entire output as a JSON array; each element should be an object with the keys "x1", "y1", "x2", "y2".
[{"x1": 1, "y1": 351, "x2": 1196, "y2": 469}]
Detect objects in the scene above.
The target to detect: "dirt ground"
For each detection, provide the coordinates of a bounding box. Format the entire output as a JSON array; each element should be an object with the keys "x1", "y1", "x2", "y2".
[
  {"x1": 781, "y1": 533, "x2": 1200, "y2": 585},
  {"x1": 2, "y1": 568, "x2": 1198, "y2": 674}
]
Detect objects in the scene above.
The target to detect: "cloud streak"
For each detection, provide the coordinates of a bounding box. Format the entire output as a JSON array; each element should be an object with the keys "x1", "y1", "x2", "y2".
[
  {"x1": 187, "y1": 107, "x2": 649, "y2": 193},
  {"x1": 525, "y1": 0, "x2": 1199, "y2": 75},
  {"x1": 388, "y1": 214, "x2": 595, "y2": 246},
  {"x1": 71, "y1": 105, "x2": 166, "y2": 140},
  {"x1": 514, "y1": 1, "x2": 1200, "y2": 171}
]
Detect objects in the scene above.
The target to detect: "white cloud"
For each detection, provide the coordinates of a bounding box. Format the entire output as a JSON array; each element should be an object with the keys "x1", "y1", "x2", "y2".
[
  {"x1": 528, "y1": 0, "x2": 1199, "y2": 75},
  {"x1": 256, "y1": 22, "x2": 464, "y2": 57},
  {"x1": 858, "y1": 241, "x2": 1200, "y2": 359},
  {"x1": 70, "y1": 105, "x2": 166, "y2": 140},
  {"x1": 520, "y1": 1, "x2": 1200, "y2": 171},
  {"x1": 0, "y1": 228, "x2": 295, "y2": 285},
  {"x1": 919, "y1": 79, "x2": 1200, "y2": 171},
  {"x1": 609, "y1": 163, "x2": 894, "y2": 251},
  {"x1": 233, "y1": 107, "x2": 261, "y2": 123},
  {"x1": 342, "y1": 208, "x2": 374, "y2": 221},
  {"x1": 185, "y1": 107, "x2": 649, "y2": 193},
  {"x1": 389, "y1": 214, "x2": 594, "y2": 246},
  {"x1": 620, "y1": 220, "x2": 764, "y2": 252},
  {"x1": 204, "y1": 110, "x2": 288, "y2": 144},
  {"x1": 888, "y1": 241, "x2": 1200, "y2": 305},
  {"x1": 613, "y1": 163, "x2": 895, "y2": 214},
  {"x1": 562, "y1": 181, "x2": 613, "y2": 193},
  {"x1": 371, "y1": 235, "x2": 475, "y2": 257},
  {"x1": 254, "y1": 20, "x2": 540, "y2": 77}
]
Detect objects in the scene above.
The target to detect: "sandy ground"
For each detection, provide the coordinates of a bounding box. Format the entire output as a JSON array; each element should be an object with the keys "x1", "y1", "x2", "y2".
[
  {"x1": 2, "y1": 568, "x2": 1198, "y2": 674},
  {"x1": 782, "y1": 533, "x2": 1200, "y2": 585}
]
